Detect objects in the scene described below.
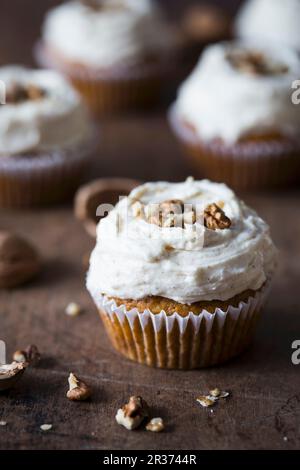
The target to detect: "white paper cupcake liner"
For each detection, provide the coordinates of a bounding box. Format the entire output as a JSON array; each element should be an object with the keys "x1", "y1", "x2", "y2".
[{"x1": 90, "y1": 281, "x2": 271, "y2": 369}]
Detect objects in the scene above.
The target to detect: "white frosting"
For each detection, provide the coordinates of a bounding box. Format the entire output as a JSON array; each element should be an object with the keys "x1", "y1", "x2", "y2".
[
  {"x1": 42, "y1": 0, "x2": 178, "y2": 68},
  {"x1": 0, "y1": 66, "x2": 90, "y2": 156},
  {"x1": 87, "y1": 178, "x2": 277, "y2": 304},
  {"x1": 236, "y1": 0, "x2": 300, "y2": 51},
  {"x1": 173, "y1": 42, "x2": 300, "y2": 144}
]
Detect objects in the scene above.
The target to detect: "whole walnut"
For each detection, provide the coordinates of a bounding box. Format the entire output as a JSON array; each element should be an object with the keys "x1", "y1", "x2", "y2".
[{"x1": 0, "y1": 232, "x2": 41, "y2": 288}]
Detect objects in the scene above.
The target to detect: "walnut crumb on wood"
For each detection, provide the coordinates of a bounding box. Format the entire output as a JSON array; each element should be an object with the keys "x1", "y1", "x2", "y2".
[
  {"x1": 197, "y1": 389, "x2": 230, "y2": 408},
  {"x1": 146, "y1": 417, "x2": 165, "y2": 432},
  {"x1": 13, "y1": 345, "x2": 40, "y2": 366},
  {"x1": 40, "y1": 424, "x2": 52, "y2": 431},
  {"x1": 116, "y1": 396, "x2": 149, "y2": 430},
  {"x1": 67, "y1": 373, "x2": 91, "y2": 401},
  {"x1": 196, "y1": 396, "x2": 216, "y2": 407},
  {"x1": 65, "y1": 302, "x2": 82, "y2": 317}
]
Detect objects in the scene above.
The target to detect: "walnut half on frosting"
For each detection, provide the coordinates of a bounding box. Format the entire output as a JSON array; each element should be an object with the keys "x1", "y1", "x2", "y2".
[
  {"x1": 5, "y1": 82, "x2": 46, "y2": 104},
  {"x1": 226, "y1": 49, "x2": 289, "y2": 76},
  {"x1": 147, "y1": 199, "x2": 185, "y2": 228},
  {"x1": 136, "y1": 199, "x2": 196, "y2": 228},
  {"x1": 204, "y1": 203, "x2": 231, "y2": 230},
  {"x1": 133, "y1": 199, "x2": 231, "y2": 230}
]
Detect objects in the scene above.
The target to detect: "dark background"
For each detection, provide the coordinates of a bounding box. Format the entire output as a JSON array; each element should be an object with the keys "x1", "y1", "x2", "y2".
[{"x1": 0, "y1": 0, "x2": 300, "y2": 451}]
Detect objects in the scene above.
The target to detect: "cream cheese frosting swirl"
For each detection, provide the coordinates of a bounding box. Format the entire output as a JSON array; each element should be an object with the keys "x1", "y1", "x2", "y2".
[
  {"x1": 42, "y1": 0, "x2": 179, "y2": 69},
  {"x1": 87, "y1": 178, "x2": 277, "y2": 304},
  {"x1": 173, "y1": 41, "x2": 300, "y2": 144},
  {"x1": 235, "y1": 0, "x2": 300, "y2": 51},
  {"x1": 0, "y1": 66, "x2": 90, "y2": 156}
]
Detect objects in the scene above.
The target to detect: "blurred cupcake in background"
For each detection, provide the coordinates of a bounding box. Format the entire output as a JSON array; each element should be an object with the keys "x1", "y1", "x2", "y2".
[
  {"x1": 36, "y1": 0, "x2": 181, "y2": 116},
  {"x1": 180, "y1": 2, "x2": 231, "y2": 73},
  {"x1": 169, "y1": 41, "x2": 300, "y2": 190},
  {"x1": 235, "y1": 0, "x2": 300, "y2": 52},
  {"x1": 0, "y1": 66, "x2": 94, "y2": 208}
]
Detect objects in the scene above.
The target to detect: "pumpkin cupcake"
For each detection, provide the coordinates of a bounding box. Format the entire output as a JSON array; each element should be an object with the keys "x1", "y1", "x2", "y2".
[
  {"x1": 36, "y1": 0, "x2": 181, "y2": 115},
  {"x1": 235, "y1": 0, "x2": 300, "y2": 52},
  {"x1": 169, "y1": 41, "x2": 300, "y2": 190},
  {"x1": 87, "y1": 178, "x2": 277, "y2": 369},
  {"x1": 0, "y1": 65, "x2": 94, "y2": 208}
]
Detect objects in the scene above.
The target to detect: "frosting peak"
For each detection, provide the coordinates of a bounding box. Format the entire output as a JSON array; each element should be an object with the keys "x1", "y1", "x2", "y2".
[{"x1": 87, "y1": 179, "x2": 277, "y2": 304}]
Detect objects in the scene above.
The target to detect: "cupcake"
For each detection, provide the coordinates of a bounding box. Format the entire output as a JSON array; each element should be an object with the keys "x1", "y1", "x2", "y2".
[
  {"x1": 235, "y1": 0, "x2": 300, "y2": 52},
  {"x1": 87, "y1": 178, "x2": 277, "y2": 369},
  {"x1": 169, "y1": 42, "x2": 300, "y2": 190},
  {"x1": 36, "y1": 0, "x2": 181, "y2": 115},
  {"x1": 0, "y1": 65, "x2": 94, "y2": 208}
]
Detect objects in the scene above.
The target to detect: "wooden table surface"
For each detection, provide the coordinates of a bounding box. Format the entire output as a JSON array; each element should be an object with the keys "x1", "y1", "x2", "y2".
[{"x1": 1, "y1": 0, "x2": 300, "y2": 451}]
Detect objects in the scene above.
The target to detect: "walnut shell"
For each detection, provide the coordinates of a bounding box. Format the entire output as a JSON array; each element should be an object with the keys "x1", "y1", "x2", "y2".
[
  {"x1": 0, "y1": 362, "x2": 27, "y2": 391},
  {"x1": 0, "y1": 232, "x2": 41, "y2": 289},
  {"x1": 74, "y1": 178, "x2": 140, "y2": 238}
]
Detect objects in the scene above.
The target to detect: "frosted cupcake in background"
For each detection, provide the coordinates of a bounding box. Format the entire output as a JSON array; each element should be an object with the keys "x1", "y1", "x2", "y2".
[
  {"x1": 169, "y1": 41, "x2": 300, "y2": 190},
  {"x1": 235, "y1": 0, "x2": 300, "y2": 52},
  {"x1": 87, "y1": 178, "x2": 277, "y2": 369},
  {"x1": 37, "y1": 0, "x2": 181, "y2": 115},
  {"x1": 0, "y1": 66, "x2": 94, "y2": 208}
]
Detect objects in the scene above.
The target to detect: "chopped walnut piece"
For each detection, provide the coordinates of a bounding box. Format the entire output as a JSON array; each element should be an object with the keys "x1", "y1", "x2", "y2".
[
  {"x1": 209, "y1": 388, "x2": 221, "y2": 398},
  {"x1": 204, "y1": 203, "x2": 231, "y2": 230},
  {"x1": 5, "y1": 83, "x2": 27, "y2": 104},
  {"x1": 227, "y1": 50, "x2": 288, "y2": 76},
  {"x1": 196, "y1": 396, "x2": 216, "y2": 408},
  {"x1": 165, "y1": 244, "x2": 174, "y2": 252},
  {"x1": 40, "y1": 424, "x2": 52, "y2": 431},
  {"x1": 13, "y1": 345, "x2": 40, "y2": 366},
  {"x1": 65, "y1": 302, "x2": 82, "y2": 317},
  {"x1": 146, "y1": 417, "x2": 165, "y2": 433},
  {"x1": 0, "y1": 361, "x2": 28, "y2": 391},
  {"x1": 67, "y1": 372, "x2": 91, "y2": 401},
  {"x1": 0, "y1": 362, "x2": 27, "y2": 378},
  {"x1": 25, "y1": 344, "x2": 41, "y2": 366},
  {"x1": 131, "y1": 200, "x2": 144, "y2": 219},
  {"x1": 197, "y1": 389, "x2": 230, "y2": 409},
  {"x1": 13, "y1": 350, "x2": 27, "y2": 364},
  {"x1": 116, "y1": 396, "x2": 149, "y2": 430},
  {"x1": 218, "y1": 391, "x2": 230, "y2": 399},
  {"x1": 5, "y1": 82, "x2": 46, "y2": 104},
  {"x1": 26, "y1": 84, "x2": 46, "y2": 101},
  {"x1": 148, "y1": 199, "x2": 184, "y2": 228}
]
